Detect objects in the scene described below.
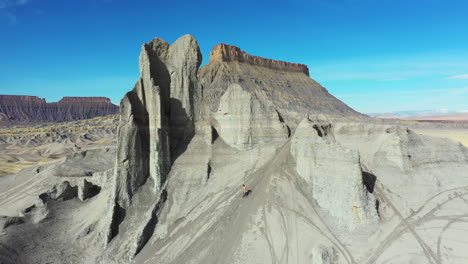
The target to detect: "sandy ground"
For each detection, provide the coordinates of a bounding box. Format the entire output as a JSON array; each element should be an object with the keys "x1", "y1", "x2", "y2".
[
  {"x1": 0, "y1": 116, "x2": 117, "y2": 177},
  {"x1": 413, "y1": 128, "x2": 468, "y2": 147},
  {"x1": 407, "y1": 113, "x2": 468, "y2": 121},
  {"x1": 1, "y1": 120, "x2": 468, "y2": 263}
]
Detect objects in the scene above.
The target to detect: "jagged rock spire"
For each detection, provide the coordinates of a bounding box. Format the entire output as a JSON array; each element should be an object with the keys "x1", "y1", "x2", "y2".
[{"x1": 108, "y1": 34, "x2": 202, "y2": 261}]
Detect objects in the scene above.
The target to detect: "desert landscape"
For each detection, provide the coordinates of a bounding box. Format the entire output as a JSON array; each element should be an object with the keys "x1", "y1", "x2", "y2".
[
  {"x1": 0, "y1": 34, "x2": 467, "y2": 264},
  {"x1": 413, "y1": 127, "x2": 468, "y2": 147},
  {"x1": 0, "y1": 115, "x2": 117, "y2": 177}
]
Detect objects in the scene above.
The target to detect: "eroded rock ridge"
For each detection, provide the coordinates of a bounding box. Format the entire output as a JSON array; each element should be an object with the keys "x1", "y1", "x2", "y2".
[
  {"x1": 0, "y1": 95, "x2": 118, "y2": 123},
  {"x1": 209, "y1": 43, "x2": 310, "y2": 75}
]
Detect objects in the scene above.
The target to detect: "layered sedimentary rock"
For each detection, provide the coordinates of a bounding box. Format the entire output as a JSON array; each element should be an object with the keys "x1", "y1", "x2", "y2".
[
  {"x1": 209, "y1": 43, "x2": 310, "y2": 75},
  {"x1": 290, "y1": 118, "x2": 379, "y2": 231},
  {"x1": 2, "y1": 35, "x2": 468, "y2": 264},
  {"x1": 212, "y1": 83, "x2": 290, "y2": 150},
  {"x1": 107, "y1": 34, "x2": 202, "y2": 261},
  {"x1": 199, "y1": 44, "x2": 362, "y2": 127},
  {"x1": 333, "y1": 123, "x2": 468, "y2": 216},
  {"x1": 0, "y1": 95, "x2": 118, "y2": 123}
]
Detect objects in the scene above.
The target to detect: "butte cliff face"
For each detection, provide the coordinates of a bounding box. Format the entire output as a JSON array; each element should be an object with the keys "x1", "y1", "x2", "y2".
[
  {"x1": 198, "y1": 43, "x2": 362, "y2": 127},
  {"x1": 0, "y1": 95, "x2": 118, "y2": 123},
  {"x1": 1, "y1": 35, "x2": 468, "y2": 264}
]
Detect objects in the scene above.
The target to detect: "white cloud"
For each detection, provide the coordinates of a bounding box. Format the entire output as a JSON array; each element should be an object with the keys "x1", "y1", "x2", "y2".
[
  {"x1": 16, "y1": 0, "x2": 28, "y2": 5},
  {"x1": 447, "y1": 74, "x2": 468, "y2": 79},
  {"x1": 0, "y1": 0, "x2": 31, "y2": 24},
  {"x1": 0, "y1": 0, "x2": 29, "y2": 8}
]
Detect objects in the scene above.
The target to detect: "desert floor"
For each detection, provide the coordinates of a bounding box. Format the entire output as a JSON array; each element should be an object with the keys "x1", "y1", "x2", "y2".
[
  {"x1": 413, "y1": 128, "x2": 468, "y2": 147},
  {"x1": 0, "y1": 116, "x2": 117, "y2": 177}
]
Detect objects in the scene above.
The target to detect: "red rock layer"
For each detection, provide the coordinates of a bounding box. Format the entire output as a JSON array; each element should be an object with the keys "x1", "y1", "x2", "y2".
[
  {"x1": 209, "y1": 43, "x2": 310, "y2": 76},
  {"x1": 0, "y1": 95, "x2": 47, "y2": 106},
  {"x1": 58, "y1": 97, "x2": 112, "y2": 103}
]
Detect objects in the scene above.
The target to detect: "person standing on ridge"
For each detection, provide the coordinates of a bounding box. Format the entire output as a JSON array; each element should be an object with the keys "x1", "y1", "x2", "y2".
[{"x1": 242, "y1": 184, "x2": 248, "y2": 197}]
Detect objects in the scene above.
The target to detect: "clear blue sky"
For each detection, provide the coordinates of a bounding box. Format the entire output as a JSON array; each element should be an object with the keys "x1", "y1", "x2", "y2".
[{"x1": 1, "y1": 0, "x2": 468, "y2": 113}]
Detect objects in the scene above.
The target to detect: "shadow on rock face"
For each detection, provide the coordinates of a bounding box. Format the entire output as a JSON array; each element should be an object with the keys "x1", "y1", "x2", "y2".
[
  {"x1": 169, "y1": 98, "x2": 195, "y2": 163},
  {"x1": 109, "y1": 203, "x2": 127, "y2": 242},
  {"x1": 211, "y1": 126, "x2": 219, "y2": 144},
  {"x1": 81, "y1": 180, "x2": 101, "y2": 200},
  {"x1": 41, "y1": 181, "x2": 79, "y2": 202},
  {"x1": 362, "y1": 171, "x2": 377, "y2": 193},
  {"x1": 362, "y1": 171, "x2": 380, "y2": 216}
]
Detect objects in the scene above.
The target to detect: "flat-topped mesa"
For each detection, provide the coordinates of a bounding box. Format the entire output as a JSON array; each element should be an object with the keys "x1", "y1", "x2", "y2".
[
  {"x1": 209, "y1": 43, "x2": 310, "y2": 76},
  {"x1": 0, "y1": 95, "x2": 46, "y2": 105},
  {"x1": 58, "y1": 97, "x2": 112, "y2": 104},
  {"x1": 0, "y1": 95, "x2": 118, "y2": 123}
]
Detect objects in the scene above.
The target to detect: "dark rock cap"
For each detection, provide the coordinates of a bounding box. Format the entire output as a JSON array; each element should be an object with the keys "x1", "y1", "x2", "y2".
[{"x1": 209, "y1": 43, "x2": 310, "y2": 76}]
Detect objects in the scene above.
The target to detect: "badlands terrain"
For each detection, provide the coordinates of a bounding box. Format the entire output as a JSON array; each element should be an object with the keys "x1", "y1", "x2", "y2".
[
  {"x1": 0, "y1": 115, "x2": 118, "y2": 177},
  {"x1": 1, "y1": 35, "x2": 468, "y2": 264},
  {"x1": 0, "y1": 95, "x2": 119, "y2": 123}
]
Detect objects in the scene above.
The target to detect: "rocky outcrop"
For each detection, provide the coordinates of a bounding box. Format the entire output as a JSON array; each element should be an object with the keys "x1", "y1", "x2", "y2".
[
  {"x1": 290, "y1": 118, "x2": 379, "y2": 231},
  {"x1": 209, "y1": 43, "x2": 310, "y2": 75},
  {"x1": 0, "y1": 95, "x2": 118, "y2": 123},
  {"x1": 212, "y1": 83, "x2": 290, "y2": 150},
  {"x1": 199, "y1": 44, "x2": 363, "y2": 127},
  {"x1": 333, "y1": 123, "x2": 468, "y2": 216},
  {"x1": 50, "y1": 148, "x2": 115, "y2": 178},
  {"x1": 311, "y1": 246, "x2": 339, "y2": 264},
  {"x1": 108, "y1": 34, "x2": 202, "y2": 261}
]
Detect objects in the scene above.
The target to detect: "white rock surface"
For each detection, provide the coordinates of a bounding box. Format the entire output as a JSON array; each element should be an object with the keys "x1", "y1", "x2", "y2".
[
  {"x1": 290, "y1": 118, "x2": 379, "y2": 231},
  {"x1": 213, "y1": 83, "x2": 290, "y2": 150}
]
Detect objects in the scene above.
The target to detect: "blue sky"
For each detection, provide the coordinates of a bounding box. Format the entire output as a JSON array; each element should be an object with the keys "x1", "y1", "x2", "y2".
[{"x1": 1, "y1": 0, "x2": 467, "y2": 113}]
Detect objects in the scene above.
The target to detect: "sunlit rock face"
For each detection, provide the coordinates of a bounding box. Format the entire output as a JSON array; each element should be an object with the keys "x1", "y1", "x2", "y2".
[
  {"x1": 212, "y1": 83, "x2": 290, "y2": 150},
  {"x1": 198, "y1": 43, "x2": 363, "y2": 129}
]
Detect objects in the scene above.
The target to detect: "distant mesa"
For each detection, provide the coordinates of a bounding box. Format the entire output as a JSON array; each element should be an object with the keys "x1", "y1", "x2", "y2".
[
  {"x1": 58, "y1": 96, "x2": 113, "y2": 103},
  {"x1": 0, "y1": 95, "x2": 118, "y2": 123}
]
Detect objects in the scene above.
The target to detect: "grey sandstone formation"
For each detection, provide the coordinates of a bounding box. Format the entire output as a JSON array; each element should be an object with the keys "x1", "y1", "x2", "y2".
[
  {"x1": 290, "y1": 118, "x2": 379, "y2": 232},
  {"x1": 198, "y1": 43, "x2": 363, "y2": 128},
  {"x1": 1, "y1": 34, "x2": 468, "y2": 264},
  {"x1": 115, "y1": 34, "x2": 201, "y2": 201},
  {"x1": 213, "y1": 83, "x2": 290, "y2": 150},
  {"x1": 107, "y1": 34, "x2": 202, "y2": 261}
]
